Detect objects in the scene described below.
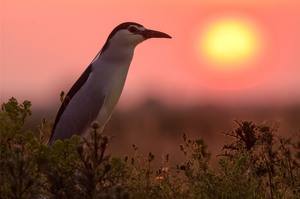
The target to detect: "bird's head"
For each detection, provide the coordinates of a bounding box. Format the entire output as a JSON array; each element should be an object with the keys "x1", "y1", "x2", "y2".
[{"x1": 101, "y1": 22, "x2": 171, "y2": 53}]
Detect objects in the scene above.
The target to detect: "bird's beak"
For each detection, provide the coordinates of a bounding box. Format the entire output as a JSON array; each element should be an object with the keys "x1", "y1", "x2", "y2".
[{"x1": 142, "y1": 29, "x2": 172, "y2": 39}]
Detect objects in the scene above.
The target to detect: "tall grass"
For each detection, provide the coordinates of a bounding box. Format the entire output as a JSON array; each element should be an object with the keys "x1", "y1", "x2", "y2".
[{"x1": 1, "y1": 98, "x2": 299, "y2": 198}]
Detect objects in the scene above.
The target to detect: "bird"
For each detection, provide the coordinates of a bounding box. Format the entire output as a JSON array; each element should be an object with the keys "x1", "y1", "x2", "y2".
[{"x1": 48, "y1": 22, "x2": 171, "y2": 145}]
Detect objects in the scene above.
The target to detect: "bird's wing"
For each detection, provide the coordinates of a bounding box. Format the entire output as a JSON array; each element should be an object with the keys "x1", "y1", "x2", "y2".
[{"x1": 48, "y1": 63, "x2": 105, "y2": 144}]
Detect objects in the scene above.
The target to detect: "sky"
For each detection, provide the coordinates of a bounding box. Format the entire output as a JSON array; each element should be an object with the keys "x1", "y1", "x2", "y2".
[{"x1": 1, "y1": 0, "x2": 300, "y2": 109}]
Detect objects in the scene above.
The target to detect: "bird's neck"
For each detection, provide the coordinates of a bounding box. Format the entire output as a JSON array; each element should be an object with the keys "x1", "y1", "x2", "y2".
[{"x1": 99, "y1": 42, "x2": 136, "y2": 66}]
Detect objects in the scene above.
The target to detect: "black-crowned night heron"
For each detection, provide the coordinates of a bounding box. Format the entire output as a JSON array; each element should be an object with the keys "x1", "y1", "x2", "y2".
[{"x1": 48, "y1": 22, "x2": 171, "y2": 145}]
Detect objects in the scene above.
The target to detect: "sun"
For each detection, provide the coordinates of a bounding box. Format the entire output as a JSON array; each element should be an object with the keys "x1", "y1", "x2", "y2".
[{"x1": 199, "y1": 18, "x2": 261, "y2": 70}]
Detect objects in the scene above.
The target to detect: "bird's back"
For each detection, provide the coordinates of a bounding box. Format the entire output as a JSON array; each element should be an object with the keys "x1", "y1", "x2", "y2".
[{"x1": 48, "y1": 52, "x2": 133, "y2": 145}]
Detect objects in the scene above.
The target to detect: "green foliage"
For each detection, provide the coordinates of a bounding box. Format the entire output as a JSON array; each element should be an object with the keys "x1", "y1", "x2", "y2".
[
  {"x1": 0, "y1": 98, "x2": 299, "y2": 198},
  {"x1": 0, "y1": 98, "x2": 40, "y2": 198}
]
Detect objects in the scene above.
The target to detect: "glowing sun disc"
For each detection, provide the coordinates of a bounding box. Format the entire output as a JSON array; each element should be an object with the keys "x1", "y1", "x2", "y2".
[{"x1": 199, "y1": 18, "x2": 260, "y2": 70}]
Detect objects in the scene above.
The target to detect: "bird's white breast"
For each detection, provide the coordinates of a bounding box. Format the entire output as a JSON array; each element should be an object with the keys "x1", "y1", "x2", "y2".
[{"x1": 90, "y1": 48, "x2": 133, "y2": 129}]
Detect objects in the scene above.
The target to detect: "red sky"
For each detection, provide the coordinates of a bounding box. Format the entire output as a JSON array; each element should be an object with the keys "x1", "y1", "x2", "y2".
[{"x1": 1, "y1": 0, "x2": 300, "y2": 108}]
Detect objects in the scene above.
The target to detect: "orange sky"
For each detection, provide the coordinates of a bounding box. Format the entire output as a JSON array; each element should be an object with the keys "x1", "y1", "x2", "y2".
[{"x1": 1, "y1": 0, "x2": 300, "y2": 108}]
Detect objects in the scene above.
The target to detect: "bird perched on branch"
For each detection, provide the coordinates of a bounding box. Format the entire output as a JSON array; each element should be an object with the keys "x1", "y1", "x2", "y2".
[{"x1": 48, "y1": 22, "x2": 171, "y2": 145}]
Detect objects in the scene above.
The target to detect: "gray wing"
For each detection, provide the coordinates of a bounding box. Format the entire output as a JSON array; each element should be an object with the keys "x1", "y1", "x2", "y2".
[{"x1": 48, "y1": 64, "x2": 106, "y2": 145}]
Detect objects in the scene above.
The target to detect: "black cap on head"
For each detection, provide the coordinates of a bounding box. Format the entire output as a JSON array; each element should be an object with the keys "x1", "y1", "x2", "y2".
[
  {"x1": 100, "y1": 22, "x2": 171, "y2": 54},
  {"x1": 107, "y1": 22, "x2": 144, "y2": 40},
  {"x1": 100, "y1": 22, "x2": 143, "y2": 54}
]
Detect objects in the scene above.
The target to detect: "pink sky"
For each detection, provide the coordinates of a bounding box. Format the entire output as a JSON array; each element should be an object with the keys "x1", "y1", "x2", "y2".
[{"x1": 1, "y1": 0, "x2": 300, "y2": 108}]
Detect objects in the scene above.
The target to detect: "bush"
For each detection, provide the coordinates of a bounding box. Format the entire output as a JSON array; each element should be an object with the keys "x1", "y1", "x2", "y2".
[{"x1": 0, "y1": 98, "x2": 299, "y2": 198}]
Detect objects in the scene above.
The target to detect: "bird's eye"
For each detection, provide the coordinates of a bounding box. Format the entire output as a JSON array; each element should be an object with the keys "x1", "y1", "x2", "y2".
[{"x1": 128, "y1": 26, "x2": 138, "y2": 33}]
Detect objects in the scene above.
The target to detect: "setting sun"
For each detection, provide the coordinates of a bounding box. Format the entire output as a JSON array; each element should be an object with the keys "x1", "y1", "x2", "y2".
[{"x1": 199, "y1": 18, "x2": 261, "y2": 70}]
